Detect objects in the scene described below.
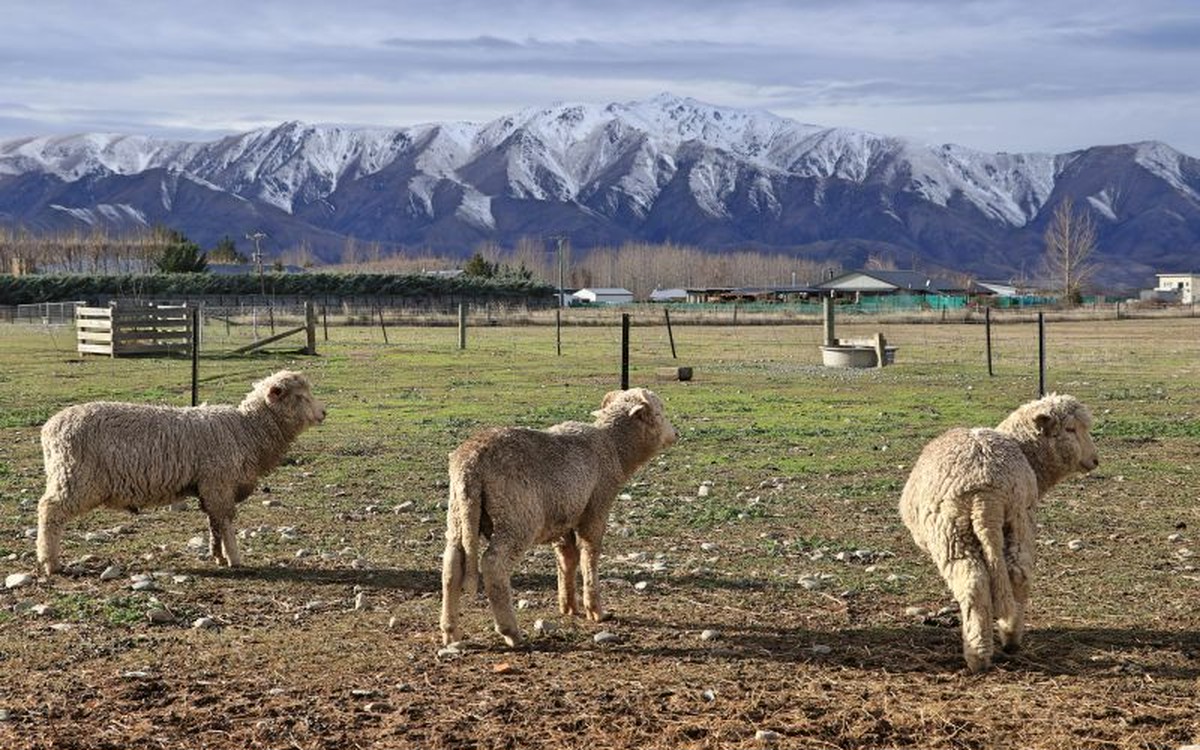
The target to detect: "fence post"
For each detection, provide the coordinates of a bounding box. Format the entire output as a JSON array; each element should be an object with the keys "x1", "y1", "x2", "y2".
[
  {"x1": 458, "y1": 303, "x2": 467, "y2": 350},
  {"x1": 190, "y1": 307, "x2": 200, "y2": 407},
  {"x1": 621, "y1": 313, "x2": 630, "y2": 390},
  {"x1": 1037, "y1": 312, "x2": 1046, "y2": 398},
  {"x1": 985, "y1": 306, "x2": 993, "y2": 377},
  {"x1": 664, "y1": 307, "x2": 677, "y2": 359},
  {"x1": 305, "y1": 301, "x2": 316, "y2": 355},
  {"x1": 377, "y1": 306, "x2": 389, "y2": 344},
  {"x1": 322, "y1": 306, "x2": 328, "y2": 341}
]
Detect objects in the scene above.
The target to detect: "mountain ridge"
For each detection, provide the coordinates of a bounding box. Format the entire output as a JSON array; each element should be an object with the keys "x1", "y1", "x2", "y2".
[{"x1": 2, "y1": 94, "x2": 1198, "y2": 288}]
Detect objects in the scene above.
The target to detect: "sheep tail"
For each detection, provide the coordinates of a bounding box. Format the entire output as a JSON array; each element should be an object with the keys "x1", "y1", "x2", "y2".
[
  {"x1": 970, "y1": 499, "x2": 1013, "y2": 621},
  {"x1": 449, "y1": 467, "x2": 484, "y2": 599}
]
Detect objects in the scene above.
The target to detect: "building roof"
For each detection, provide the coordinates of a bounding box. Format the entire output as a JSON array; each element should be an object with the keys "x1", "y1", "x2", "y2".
[
  {"x1": 819, "y1": 270, "x2": 964, "y2": 294},
  {"x1": 574, "y1": 287, "x2": 633, "y2": 296}
]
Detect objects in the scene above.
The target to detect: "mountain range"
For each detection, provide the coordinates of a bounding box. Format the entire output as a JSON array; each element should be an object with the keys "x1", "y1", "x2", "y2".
[{"x1": 2, "y1": 93, "x2": 1198, "y2": 290}]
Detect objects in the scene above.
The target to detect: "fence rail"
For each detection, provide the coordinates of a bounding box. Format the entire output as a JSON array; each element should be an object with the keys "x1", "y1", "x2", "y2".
[{"x1": 76, "y1": 304, "x2": 192, "y2": 357}]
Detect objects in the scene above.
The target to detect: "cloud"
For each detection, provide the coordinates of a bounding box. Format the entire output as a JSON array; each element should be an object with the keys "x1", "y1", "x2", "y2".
[{"x1": 0, "y1": 0, "x2": 1197, "y2": 156}]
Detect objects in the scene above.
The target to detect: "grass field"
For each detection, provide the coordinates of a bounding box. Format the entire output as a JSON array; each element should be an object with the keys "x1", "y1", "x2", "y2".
[{"x1": 1, "y1": 312, "x2": 1198, "y2": 749}]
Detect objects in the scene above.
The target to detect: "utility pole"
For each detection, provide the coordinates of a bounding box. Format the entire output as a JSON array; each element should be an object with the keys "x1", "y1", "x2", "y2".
[
  {"x1": 246, "y1": 231, "x2": 267, "y2": 340},
  {"x1": 552, "y1": 235, "x2": 567, "y2": 356},
  {"x1": 246, "y1": 231, "x2": 267, "y2": 297}
]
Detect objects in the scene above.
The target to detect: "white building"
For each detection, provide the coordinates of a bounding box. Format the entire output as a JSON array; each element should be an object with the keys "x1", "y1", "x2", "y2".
[
  {"x1": 572, "y1": 287, "x2": 634, "y2": 305},
  {"x1": 1155, "y1": 273, "x2": 1200, "y2": 304}
]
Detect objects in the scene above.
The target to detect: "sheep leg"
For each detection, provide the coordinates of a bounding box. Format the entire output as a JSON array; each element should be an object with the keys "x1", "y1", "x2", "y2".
[
  {"x1": 201, "y1": 491, "x2": 241, "y2": 567},
  {"x1": 933, "y1": 545, "x2": 994, "y2": 674},
  {"x1": 577, "y1": 533, "x2": 609, "y2": 623},
  {"x1": 554, "y1": 533, "x2": 581, "y2": 616},
  {"x1": 440, "y1": 538, "x2": 467, "y2": 645},
  {"x1": 999, "y1": 520, "x2": 1035, "y2": 653},
  {"x1": 481, "y1": 540, "x2": 526, "y2": 647},
  {"x1": 36, "y1": 491, "x2": 71, "y2": 575},
  {"x1": 207, "y1": 515, "x2": 227, "y2": 565}
]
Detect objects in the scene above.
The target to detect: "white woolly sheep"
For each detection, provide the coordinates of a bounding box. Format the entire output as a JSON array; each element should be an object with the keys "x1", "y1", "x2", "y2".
[
  {"x1": 440, "y1": 388, "x2": 677, "y2": 647},
  {"x1": 899, "y1": 393, "x2": 1099, "y2": 673},
  {"x1": 37, "y1": 370, "x2": 325, "y2": 575}
]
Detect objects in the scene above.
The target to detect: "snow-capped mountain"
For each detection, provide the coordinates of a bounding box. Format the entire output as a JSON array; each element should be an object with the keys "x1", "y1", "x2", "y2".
[{"x1": 2, "y1": 93, "x2": 1198, "y2": 288}]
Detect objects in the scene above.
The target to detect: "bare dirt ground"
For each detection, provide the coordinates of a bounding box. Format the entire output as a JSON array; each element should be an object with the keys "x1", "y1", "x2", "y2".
[{"x1": 2, "y1": 318, "x2": 1199, "y2": 749}]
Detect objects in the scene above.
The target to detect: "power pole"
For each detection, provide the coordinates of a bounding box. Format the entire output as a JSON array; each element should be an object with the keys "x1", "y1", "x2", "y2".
[{"x1": 246, "y1": 231, "x2": 267, "y2": 297}]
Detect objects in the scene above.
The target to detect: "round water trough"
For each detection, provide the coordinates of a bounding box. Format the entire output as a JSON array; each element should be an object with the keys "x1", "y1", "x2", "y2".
[{"x1": 820, "y1": 345, "x2": 897, "y2": 368}]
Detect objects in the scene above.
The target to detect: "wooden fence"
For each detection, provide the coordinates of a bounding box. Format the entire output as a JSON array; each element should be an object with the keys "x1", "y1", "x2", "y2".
[{"x1": 76, "y1": 303, "x2": 192, "y2": 357}]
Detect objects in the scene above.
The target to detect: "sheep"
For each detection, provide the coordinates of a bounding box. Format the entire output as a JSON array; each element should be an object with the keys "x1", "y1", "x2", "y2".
[
  {"x1": 37, "y1": 370, "x2": 325, "y2": 575},
  {"x1": 440, "y1": 387, "x2": 677, "y2": 647},
  {"x1": 898, "y1": 393, "x2": 1099, "y2": 673}
]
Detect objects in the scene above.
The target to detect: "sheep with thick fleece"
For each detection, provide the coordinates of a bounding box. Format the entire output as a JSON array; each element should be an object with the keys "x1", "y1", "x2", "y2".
[
  {"x1": 440, "y1": 388, "x2": 677, "y2": 647},
  {"x1": 899, "y1": 393, "x2": 1099, "y2": 673},
  {"x1": 37, "y1": 370, "x2": 325, "y2": 575}
]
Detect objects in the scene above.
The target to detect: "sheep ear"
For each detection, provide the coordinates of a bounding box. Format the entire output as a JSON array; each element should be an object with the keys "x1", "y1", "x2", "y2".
[
  {"x1": 1034, "y1": 412, "x2": 1059, "y2": 437},
  {"x1": 267, "y1": 384, "x2": 286, "y2": 404},
  {"x1": 629, "y1": 403, "x2": 647, "y2": 419}
]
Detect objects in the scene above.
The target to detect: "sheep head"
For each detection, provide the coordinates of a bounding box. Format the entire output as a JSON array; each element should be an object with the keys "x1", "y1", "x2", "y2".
[
  {"x1": 245, "y1": 370, "x2": 326, "y2": 428},
  {"x1": 594, "y1": 388, "x2": 678, "y2": 451},
  {"x1": 998, "y1": 393, "x2": 1099, "y2": 489}
]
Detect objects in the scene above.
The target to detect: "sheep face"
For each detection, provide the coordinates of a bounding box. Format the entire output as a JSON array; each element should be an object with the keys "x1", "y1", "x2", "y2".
[
  {"x1": 254, "y1": 370, "x2": 326, "y2": 427},
  {"x1": 596, "y1": 387, "x2": 677, "y2": 451},
  {"x1": 1000, "y1": 394, "x2": 1099, "y2": 483},
  {"x1": 1035, "y1": 405, "x2": 1099, "y2": 476}
]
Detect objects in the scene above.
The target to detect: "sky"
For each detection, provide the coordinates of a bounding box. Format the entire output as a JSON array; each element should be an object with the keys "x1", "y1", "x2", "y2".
[{"x1": 2, "y1": 0, "x2": 1199, "y2": 156}]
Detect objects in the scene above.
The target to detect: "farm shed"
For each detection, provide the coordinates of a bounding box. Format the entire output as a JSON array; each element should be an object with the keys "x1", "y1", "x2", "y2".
[
  {"x1": 649, "y1": 287, "x2": 687, "y2": 303},
  {"x1": 818, "y1": 270, "x2": 967, "y2": 298},
  {"x1": 572, "y1": 287, "x2": 634, "y2": 305}
]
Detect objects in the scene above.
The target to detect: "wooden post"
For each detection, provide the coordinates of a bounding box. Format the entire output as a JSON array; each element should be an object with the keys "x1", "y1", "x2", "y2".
[
  {"x1": 985, "y1": 306, "x2": 993, "y2": 377},
  {"x1": 664, "y1": 307, "x2": 677, "y2": 359},
  {"x1": 458, "y1": 303, "x2": 467, "y2": 350},
  {"x1": 822, "y1": 296, "x2": 835, "y2": 347},
  {"x1": 304, "y1": 301, "x2": 316, "y2": 355},
  {"x1": 190, "y1": 308, "x2": 199, "y2": 407},
  {"x1": 322, "y1": 306, "x2": 329, "y2": 341},
  {"x1": 377, "y1": 306, "x2": 389, "y2": 344},
  {"x1": 620, "y1": 313, "x2": 630, "y2": 390},
  {"x1": 268, "y1": 305, "x2": 276, "y2": 336},
  {"x1": 733, "y1": 303, "x2": 739, "y2": 325},
  {"x1": 874, "y1": 332, "x2": 887, "y2": 368},
  {"x1": 1037, "y1": 312, "x2": 1046, "y2": 398}
]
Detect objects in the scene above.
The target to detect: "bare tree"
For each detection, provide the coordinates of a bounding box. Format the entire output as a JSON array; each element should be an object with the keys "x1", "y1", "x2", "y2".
[{"x1": 1043, "y1": 198, "x2": 1097, "y2": 304}]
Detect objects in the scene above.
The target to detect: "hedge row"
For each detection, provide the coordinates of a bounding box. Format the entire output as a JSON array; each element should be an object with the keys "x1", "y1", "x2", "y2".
[{"x1": 0, "y1": 272, "x2": 557, "y2": 306}]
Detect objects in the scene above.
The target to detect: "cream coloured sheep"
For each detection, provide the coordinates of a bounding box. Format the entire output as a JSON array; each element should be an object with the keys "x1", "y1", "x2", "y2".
[
  {"x1": 37, "y1": 370, "x2": 325, "y2": 575},
  {"x1": 899, "y1": 393, "x2": 1099, "y2": 673},
  {"x1": 440, "y1": 388, "x2": 677, "y2": 647}
]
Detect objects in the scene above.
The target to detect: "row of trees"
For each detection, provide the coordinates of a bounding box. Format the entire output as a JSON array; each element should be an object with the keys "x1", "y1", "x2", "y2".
[
  {"x1": 0, "y1": 226, "x2": 250, "y2": 275},
  {"x1": 1, "y1": 199, "x2": 1099, "y2": 301}
]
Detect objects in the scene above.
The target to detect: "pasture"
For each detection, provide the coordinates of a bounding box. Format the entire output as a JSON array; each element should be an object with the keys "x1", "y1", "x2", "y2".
[{"x1": 1, "y1": 312, "x2": 1198, "y2": 749}]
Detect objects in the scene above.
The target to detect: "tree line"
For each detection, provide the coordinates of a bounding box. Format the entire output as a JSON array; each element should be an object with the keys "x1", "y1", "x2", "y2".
[{"x1": 3, "y1": 197, "x2": 1098, "y2": 302}]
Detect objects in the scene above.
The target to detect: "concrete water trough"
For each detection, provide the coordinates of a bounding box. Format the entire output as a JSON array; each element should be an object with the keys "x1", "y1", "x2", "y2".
[{"x1": 820, "y1": 343, "x2": 897, "y2": 368}]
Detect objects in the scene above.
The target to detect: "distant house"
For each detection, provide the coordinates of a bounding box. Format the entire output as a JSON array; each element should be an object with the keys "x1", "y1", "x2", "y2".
[
  {"x1": 818, "y1": 270, "x2": 967, "y2": 297},
  {"x1": 572, "y1": 287, "x2": 634, "y2": 305},
  {"x1": 1154, "y1": 273, "x2": 1200, "y2": 304},
  {"x1": 649, "y1": 287, "x2": 687, "y2": 303}
]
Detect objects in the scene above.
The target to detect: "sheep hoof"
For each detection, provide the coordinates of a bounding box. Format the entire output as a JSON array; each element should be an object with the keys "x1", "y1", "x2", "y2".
[
  {"x1": 497, "y1": 630, "x2": 525, "y2": 649},
  {"x1": 1001, "y1": 641, "x2": 1022, "y2": 655},
  {"x1": 591, "y1": 610, "x2": 613, "y2": 623}
]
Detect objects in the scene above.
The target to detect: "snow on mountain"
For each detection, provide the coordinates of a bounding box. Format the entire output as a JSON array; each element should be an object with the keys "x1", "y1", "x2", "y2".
[{"x1": 2, "y1": 93, "x2": 1198, "y2": 289}]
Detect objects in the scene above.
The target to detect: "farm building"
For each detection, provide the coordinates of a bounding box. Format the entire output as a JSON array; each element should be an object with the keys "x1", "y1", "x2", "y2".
[
  {"x1": 818, "y1": 270, "x2": 970, "y2": 298},
  {"x1": 649, "y1": 287, "x2": 687, "y2": 303},
  {"x1": 572, "y1": 287, "x2": 634, "y2": 305},
  {"x1": 1153, "y1": 273, "x2": 1200, "y2": 304},
  {"x1": 684, "y1": 285, "x2": 819, "y2": 304}
]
